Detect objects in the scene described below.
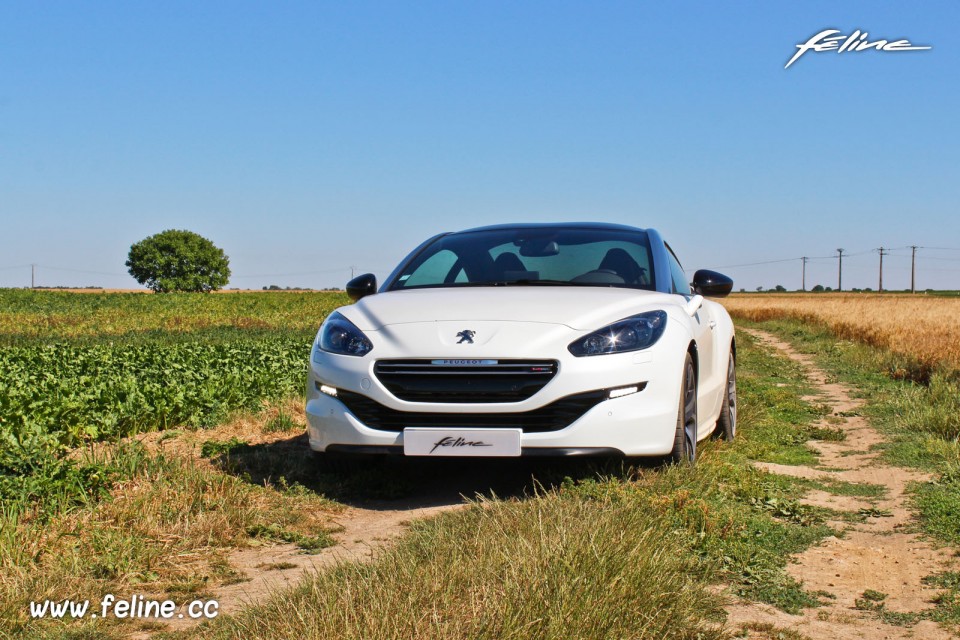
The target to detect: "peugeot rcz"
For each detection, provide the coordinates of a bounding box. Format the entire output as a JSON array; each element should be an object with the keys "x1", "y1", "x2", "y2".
[{"x1": 306, "y1": 223, "x2": 736, "y2": 464}]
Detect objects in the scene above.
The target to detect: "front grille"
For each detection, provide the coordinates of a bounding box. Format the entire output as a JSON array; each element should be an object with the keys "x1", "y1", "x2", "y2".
[
  {"x1": 373, "y1": 359, "x2": 558, "y2": 403},
  {"x1": 337, "y1": 388, "x2": 611, "y2": 433}
]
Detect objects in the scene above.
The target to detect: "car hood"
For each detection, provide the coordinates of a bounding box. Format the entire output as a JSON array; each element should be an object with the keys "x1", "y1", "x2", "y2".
[{"x1": 342, "y1": 287, "x2": 680, "y2": 332}]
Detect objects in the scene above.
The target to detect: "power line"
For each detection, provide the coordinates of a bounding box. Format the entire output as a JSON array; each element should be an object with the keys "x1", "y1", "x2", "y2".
[
  {"x1": 38, "y1": 265, "x2": 129, "y2": 276},
  {"x1": 230, "y1": 268, "x2": 352, "y2": 278},
  {"x1": 230, "y1": 266, "x2": 390, "y2": 279},
  {"x1": 917, "y1": 255, "x2": 960, "y2": 262},
  {"x1": 709, "y1": 257, "x2": 800, "y2": 269},
  {"x1": 0, "y1": 263, "x2": 394, "y2": 288},
  {"x1": 712, "y1": 255, "x2": 835, "y2": 269}
]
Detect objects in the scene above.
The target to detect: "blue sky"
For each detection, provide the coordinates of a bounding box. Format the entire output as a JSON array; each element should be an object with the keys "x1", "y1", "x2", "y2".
[{"x1": 1, "y1": 1, "x2": 957, "y2": 291}]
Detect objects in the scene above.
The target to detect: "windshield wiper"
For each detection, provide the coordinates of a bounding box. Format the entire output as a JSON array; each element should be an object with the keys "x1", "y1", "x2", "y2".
[{"x1": 486, "y1": 279, "x2": 591, "y2": 287}]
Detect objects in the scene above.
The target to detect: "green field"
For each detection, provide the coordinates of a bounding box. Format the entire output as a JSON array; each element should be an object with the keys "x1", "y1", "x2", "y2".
[
  {"x1": 4, "y1": 290, "x2": 960, "y2": 639},
  {"x1": 0, "y1": 290, "x2": 345, "y2": 516},
  {"x1": 0, "y1": 289, "x2": 348, "y2": 344}
]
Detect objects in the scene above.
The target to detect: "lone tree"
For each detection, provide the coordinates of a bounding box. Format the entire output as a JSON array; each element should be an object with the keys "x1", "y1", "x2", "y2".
[{"x1": 126, "y1": 229, "x2": 231, "y2": 293}]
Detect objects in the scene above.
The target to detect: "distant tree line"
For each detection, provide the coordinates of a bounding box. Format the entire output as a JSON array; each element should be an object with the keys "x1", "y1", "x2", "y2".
[
  {"x1": 739, "y1": 285, "x2": 936, "y2": 293},
  {"x1": 261, "y1": 285, "x2": 342, "y2": 291},
  {"x1": 31, "y1": 285, "x2": 104, "y2": 290}
]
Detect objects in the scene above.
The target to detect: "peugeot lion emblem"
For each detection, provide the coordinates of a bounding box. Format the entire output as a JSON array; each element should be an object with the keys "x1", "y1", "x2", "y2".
[{"x1": 456, "y1": 329, "x2": 476, "y2": 344}]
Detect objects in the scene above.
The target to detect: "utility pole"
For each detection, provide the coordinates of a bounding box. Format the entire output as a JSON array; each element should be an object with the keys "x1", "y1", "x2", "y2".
[
  {"x1": 910, "y1": 245, "x2": 918, "y2": 293},
  {"x1": 801, "y1": 257, "x2": 808, "y2": 291},
  {"x1": 350, "y1": 266, "x2": 356, "y2": 279},
  {"x1": 878, "y1": 247, "x2": 887, "y2": 292},
  {"x1": 836, "y1": 249, "x2": 844, "y2": 292},
  {"x1": 31, "y1": 264, "x2": 36, "y2": 289}
]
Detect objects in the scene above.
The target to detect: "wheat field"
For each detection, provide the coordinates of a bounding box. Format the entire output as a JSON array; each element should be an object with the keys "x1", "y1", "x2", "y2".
[{"x1": 721, "y1": 293, "x2": 960, "y2": 377}]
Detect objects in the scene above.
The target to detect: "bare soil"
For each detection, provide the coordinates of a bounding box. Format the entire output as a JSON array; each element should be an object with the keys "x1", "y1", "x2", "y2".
[
  {"x1": 726, "y1": 329, "x2": 958, "y2": 640},
  {"x1": 148, "y1": 499, "x2": 465, "y2": 637}
]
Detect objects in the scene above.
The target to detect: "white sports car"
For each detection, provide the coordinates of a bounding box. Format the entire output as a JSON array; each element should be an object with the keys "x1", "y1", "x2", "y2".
[{"x1": 306, "y1": 223, "x2": 736, "y2": 464}]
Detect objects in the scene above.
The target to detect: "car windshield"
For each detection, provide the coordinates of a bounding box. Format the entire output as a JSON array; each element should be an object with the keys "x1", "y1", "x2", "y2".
[{"x1": 388, "y1": 227, "x2": 656, "y2": 291}]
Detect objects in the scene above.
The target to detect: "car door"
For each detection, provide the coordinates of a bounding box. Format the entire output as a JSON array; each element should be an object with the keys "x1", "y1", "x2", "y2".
[{"x1": 665, "y1": 245, "x2": 718, "y2": 431}]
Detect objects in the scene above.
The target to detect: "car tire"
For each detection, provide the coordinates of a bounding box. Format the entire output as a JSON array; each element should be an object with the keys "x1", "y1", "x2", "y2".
[
  {"x1": 713, "y1": 350, "x2": 737, "y2": 441},
  {"x1": 670, "y1": 353, "x2": 697, "y2": 465}
]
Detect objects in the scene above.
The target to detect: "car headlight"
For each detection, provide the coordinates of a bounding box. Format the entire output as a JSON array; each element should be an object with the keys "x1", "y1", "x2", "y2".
[
  {"x1": 317, "y1": 311, "x2": 373, "y2": 357},
  {"x1": 568, "y1": 310, "x2": 667, "y2": 357}
]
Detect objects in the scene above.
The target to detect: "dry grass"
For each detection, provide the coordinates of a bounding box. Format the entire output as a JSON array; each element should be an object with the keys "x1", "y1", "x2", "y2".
[
  {"x1": 0, "y1": 403, "x2": 341, "y2": 638},
  {"x1": 188, "y1": 489, "x2": 728, "y2": 640},
  {"x1": 721, "y1": 293, "x2": 960, "y2": 379},
  {"x1": 133, "y1": 397, "x2": 309, "y2": 460}
]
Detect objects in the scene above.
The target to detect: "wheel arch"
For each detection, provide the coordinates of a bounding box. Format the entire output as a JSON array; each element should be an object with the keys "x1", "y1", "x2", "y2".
[{"x1": 687, "y1": 340, "x2": 699, "y2": 381}]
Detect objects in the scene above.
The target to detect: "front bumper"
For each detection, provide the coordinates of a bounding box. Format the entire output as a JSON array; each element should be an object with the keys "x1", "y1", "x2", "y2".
[
  {"x1": 306, "y1": 322, "x2": 690, "y2": 456},
  {"x1": 306, "y1": 338, "x2": 686, "y2": 458}
]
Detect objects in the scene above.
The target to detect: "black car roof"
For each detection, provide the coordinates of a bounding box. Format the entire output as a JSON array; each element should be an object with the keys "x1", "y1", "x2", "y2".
[{"x1": 454, "y1": 222, "x2": 651, "y2": 234}]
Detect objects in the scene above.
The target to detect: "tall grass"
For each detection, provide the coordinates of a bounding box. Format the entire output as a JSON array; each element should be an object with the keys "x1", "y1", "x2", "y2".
[
  {"x1": 897, "y1": 376, "x2": 960, "y2": 441},
  {"x1": 722, "y1": 293, "x2": 960, "y2": 381},
  {"x1": 194, "y1": 490, "x2": 726, "y2": 640}
]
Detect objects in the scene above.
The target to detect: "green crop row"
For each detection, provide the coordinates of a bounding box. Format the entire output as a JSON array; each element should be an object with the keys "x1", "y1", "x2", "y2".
[{"x1": 0, "y1": 336, "x2": 312, "y2": 514}]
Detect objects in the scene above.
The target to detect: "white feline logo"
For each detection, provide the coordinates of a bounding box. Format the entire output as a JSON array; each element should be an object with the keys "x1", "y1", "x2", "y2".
[{"x1": 786, "y1": 29, "x2": 931, "y2": 69}]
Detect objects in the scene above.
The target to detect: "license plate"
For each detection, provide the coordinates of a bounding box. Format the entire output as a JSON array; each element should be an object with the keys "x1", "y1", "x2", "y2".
[{"x1": 402, "y1": 428, "x2": 522, "y2": 457}]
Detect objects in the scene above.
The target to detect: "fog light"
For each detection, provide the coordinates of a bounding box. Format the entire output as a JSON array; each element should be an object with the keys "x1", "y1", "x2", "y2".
[
  {"x1": 608, "y1": 382, "x2": 647, "y2": 399},
  {"x1": 316, "y1": 382, "x2": 338, "y2": 397}
]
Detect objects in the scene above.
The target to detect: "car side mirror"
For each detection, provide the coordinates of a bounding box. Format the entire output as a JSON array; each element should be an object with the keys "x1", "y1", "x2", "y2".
[
  {"x1": 346, "y1": 273, "x2": 377, "y2": 301},
  {"x1": 692, "y1": 270, "x2": 733, "y2": 298}
]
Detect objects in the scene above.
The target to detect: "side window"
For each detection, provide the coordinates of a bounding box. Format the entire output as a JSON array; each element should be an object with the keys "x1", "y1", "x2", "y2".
[{"x1": 665, "y1": 246, "x2": 691, "y2": 295}]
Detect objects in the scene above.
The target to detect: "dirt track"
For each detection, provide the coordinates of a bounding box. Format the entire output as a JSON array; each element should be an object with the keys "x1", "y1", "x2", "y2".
[
  {"x1": 136, "y1": 496, "x2": 467, "y2": 638},
  {"x1": 726, "y1": 329, "x2": 957, "y2": 639}
]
